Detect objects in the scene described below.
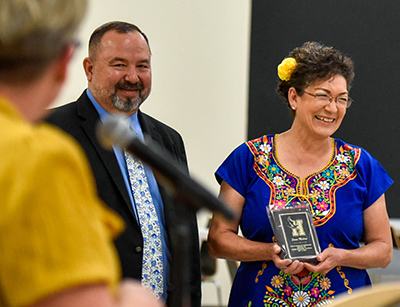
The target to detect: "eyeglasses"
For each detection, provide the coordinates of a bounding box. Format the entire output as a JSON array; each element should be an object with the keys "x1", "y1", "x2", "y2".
[{"x1": 303, "y1": 91, "x2": 353, "y2": 108}]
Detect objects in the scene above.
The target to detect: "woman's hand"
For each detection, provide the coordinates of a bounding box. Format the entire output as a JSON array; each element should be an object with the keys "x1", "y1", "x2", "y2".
[
  {"x1": 303, "y1": 246, "x2": 342, "y2": 275},
  {"x1": 270, "y1": 243, "x2": 305, "y2": 275}
]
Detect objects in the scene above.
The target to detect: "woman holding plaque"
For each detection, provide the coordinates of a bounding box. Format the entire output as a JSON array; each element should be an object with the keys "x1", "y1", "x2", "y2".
[{"x1": 207, "y1": 41, "x2": 393, "y2": 306}]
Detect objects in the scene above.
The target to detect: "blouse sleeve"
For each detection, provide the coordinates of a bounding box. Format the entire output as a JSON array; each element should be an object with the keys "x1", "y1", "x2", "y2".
[
  {"x1": 215, "y1": 142, "x2": 254, "y2": 197},
  {"x1": 0, "y1": 127, "x2": 124, "y2": 307},
  {"x1": 356, "y1": 148, "x2": 393, "y2": 210}
]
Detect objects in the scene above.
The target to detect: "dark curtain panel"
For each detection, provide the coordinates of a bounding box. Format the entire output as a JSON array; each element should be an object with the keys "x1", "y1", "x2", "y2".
[{"x1": 248, "y1": 0, "x2": 400, "y2": 217}]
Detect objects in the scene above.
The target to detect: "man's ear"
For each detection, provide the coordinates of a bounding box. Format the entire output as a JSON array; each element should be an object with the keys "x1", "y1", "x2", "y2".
[{"x1": 83, "y1": 57, "x2": 94, "y2": 82}]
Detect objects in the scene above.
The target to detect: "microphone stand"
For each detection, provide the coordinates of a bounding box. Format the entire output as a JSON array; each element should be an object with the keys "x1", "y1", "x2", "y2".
[
  {"x1": 167, "y1": 207, "x2": 193, "y2": 307},
  {"x1": 152, "y1": 169, "x2": 222, "y2": 307}
]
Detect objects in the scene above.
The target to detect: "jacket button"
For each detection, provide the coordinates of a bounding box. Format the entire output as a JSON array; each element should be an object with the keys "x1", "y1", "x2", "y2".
[{"x1": 135, "y1": 246, "x2": 142, "y2": 253}]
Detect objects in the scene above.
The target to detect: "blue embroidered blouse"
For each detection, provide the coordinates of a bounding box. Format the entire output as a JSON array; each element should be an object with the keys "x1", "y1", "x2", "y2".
[{"x1": 215, "y1": 135, "x2": 393, "y2": 307}]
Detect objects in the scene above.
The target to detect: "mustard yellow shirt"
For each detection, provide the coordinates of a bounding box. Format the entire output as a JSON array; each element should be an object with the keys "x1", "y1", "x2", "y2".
[{"x1": 0, "y1": 97, "x2": 124, "y2": 307}]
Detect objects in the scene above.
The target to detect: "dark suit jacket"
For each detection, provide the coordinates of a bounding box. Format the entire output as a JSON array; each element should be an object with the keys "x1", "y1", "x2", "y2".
[{"x1": 45, "y1": 91, "x2": 201, "y2": 307}]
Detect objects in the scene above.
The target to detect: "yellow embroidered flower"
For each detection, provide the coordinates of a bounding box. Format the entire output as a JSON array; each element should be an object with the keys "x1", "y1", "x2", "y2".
[
  {"x1": 277, "y1": 57, "x2": 297, "y2": 81},
  {"x1": 339, "y1": 167, "x2": 350, "y2": 178},
  {"x1": 320, "y1": 277, "x2": 332, "y2": 291},
  {"x1": 284, "y1": 187, "x2": 295, "y2": 196},
  {"x1": 309, "y1": 190, "x2": 320, "y2": 199},
  {"x1": 271, "y1": 275, "x2": 285, "y2": 288},
  {"x1": 256, "y1": 155, "x2": 269, "y2": 168}
]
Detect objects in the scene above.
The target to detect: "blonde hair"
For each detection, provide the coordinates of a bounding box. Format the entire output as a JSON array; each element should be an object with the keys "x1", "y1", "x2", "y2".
[{"x1": 0, "y1": 0, "x2": 87, "y2": 82}]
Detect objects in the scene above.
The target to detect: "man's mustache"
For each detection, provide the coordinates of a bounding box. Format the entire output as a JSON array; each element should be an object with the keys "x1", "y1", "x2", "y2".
[{"x1": 115, "y1": 82, "x2": 143, "y2": 91}]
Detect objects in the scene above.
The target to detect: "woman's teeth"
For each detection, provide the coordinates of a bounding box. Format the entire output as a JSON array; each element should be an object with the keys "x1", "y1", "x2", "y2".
[{"x1": 316, "y1": 116, "x2": 334, "y2": 123}]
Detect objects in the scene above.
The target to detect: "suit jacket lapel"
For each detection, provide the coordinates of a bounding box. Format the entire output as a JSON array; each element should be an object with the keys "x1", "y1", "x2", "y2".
[
  {"x1": 138, "y1": 110, "x2": 163, "y2": 147},
  {"x1": 76, "y1": 94, "x2": 135, "y2": 217}
]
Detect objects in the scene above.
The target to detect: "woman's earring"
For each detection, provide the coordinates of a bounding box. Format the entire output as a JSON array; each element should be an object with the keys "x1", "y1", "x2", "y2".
[{"x1": 291, "y1": 104, "x2": 295, "y2": 110}]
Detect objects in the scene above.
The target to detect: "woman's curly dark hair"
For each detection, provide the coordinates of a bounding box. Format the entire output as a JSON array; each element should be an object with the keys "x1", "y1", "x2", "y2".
[{"x1": 277, "y1": 42, "x2": 354, "y2": 114}]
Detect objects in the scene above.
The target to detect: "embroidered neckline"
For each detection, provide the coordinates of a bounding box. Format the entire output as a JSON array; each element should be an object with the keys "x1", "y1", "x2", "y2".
[
  {"x1": 273, "y1": 134, "x2": 336, "y2": 185},
  {"x1": 246, "y1": 135, "x2": 361, "y2": 226}
]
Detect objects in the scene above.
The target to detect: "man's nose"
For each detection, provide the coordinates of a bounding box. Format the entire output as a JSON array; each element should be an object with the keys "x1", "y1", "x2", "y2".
[{"x1": 125, "y1": 67, "x2": 139, "y2": 83}]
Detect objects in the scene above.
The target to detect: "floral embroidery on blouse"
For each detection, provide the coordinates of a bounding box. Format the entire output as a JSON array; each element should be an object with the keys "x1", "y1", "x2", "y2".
[
  {"x1": 263, "y1": 269, "x2": 335, "y2": 306},
  {"x1": 246, "y1": 135, "x2": 361, "y2": 226}
]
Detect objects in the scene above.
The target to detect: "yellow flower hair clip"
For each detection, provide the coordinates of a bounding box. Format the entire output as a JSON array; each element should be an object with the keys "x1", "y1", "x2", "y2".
[{"x1": 277, "y1": 57, "x2": 297, "y2": 81}]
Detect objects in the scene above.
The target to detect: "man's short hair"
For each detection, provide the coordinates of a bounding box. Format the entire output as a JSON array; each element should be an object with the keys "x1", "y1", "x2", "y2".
[{"x1": 88, "y1": 21, "x2": 151, "y2": 60}]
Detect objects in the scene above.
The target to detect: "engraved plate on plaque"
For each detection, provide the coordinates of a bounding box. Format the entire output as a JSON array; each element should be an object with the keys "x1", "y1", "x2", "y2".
[{"x1": 269, "y1": 206, "x2": 321, "y2": 263}]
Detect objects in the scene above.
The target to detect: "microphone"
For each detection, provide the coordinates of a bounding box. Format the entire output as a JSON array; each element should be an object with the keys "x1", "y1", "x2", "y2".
[{"x1": 97, "y1": 115, "x2": 236, "y2": 220}]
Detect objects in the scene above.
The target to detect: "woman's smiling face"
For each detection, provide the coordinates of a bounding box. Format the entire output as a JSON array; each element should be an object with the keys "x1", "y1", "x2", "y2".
[{"x1": 292, "y1": 75, "x2": 348, "y2": 140}]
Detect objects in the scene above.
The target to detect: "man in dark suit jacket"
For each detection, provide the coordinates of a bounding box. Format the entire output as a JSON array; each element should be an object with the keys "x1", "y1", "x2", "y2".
[{"x1": 46, "y1": 21, "x2": 201, "y2": 307}]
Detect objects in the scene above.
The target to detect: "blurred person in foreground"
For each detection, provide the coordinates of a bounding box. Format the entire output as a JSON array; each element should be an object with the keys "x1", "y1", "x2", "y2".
[
  {"x1": 207, "y1": 42, "x2": 393, "y2": 306},
  {"x1": 45, "y1": 21, "x2": 201, "y2": 306},
  {"x1": 0, "y1": 1, "x2": 162, "y2": 307}
]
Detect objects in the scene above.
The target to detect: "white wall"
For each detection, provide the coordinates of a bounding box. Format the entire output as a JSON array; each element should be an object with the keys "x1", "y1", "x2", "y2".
[{"x1": 54, "y1": 1, "x2": 251, "y2": 305}]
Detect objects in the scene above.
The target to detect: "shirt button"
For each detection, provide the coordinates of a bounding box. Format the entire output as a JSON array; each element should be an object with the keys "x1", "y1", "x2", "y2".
[{"x1": 135, "y1": 246, "x2": 142, "y2": 253}]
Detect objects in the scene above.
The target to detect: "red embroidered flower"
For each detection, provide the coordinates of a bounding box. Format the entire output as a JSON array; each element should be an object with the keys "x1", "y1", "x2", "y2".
[{"x1": 297, "y1": 268, "x2": 310, "y2": 277}]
